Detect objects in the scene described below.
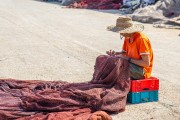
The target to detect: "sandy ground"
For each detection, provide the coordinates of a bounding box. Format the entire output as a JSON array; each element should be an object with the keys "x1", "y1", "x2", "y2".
[{"x1": 0, "y1": 0, "x2": 180, "y2": 120}]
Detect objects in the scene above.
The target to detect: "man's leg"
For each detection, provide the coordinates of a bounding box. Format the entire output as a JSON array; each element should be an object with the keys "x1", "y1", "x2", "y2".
[{"x1": 129, "y1": 63, "x2": 145, "y2": 80}]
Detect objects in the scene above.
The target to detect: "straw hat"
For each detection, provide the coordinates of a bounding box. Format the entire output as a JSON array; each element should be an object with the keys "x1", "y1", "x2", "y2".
[{"x1": 107, "y1": 16, "x2": 144, "y2": 33}]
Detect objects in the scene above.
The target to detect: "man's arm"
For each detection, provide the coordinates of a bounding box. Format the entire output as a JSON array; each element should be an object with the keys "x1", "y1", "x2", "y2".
[
  {"x1": 118, "y1": 54, "x2": 150, "y2": 67},
  {"x1": 115, "y1": 50, "x2": 126, "y2": 55},
  {"x1": 130, "y1": 54, "x2": 150, "y2": 67}
]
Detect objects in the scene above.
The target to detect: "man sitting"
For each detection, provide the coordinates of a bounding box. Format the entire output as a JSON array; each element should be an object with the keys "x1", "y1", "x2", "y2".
[{"x1": 107, "y1": 16, "x2": 153, "y2": 80}]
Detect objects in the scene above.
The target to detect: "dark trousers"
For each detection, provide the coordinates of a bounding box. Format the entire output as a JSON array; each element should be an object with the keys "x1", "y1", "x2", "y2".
[{"x1": 130, "y1": 63, "x2": 145, "y2": 80}]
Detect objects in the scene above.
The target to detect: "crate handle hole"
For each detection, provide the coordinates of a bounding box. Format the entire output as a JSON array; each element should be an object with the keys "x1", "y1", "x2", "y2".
[{"x1": 143, "y1": 88, "x2": 149, "y2": 90}]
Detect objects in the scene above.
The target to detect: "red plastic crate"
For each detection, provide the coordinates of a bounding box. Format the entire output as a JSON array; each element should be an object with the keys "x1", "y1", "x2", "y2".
[{"x1": 130, "y1": 77, "x2": 159, "y2": 92}]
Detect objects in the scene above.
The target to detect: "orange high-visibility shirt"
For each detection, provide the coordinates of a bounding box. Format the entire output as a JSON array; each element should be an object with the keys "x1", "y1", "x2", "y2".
[{"x1": 122, "y1": 32, "x2": 153, "y2": 78}]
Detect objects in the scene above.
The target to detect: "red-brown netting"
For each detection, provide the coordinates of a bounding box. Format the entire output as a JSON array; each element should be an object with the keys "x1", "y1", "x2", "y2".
[
  {"x1": 68, "y1": 0, "x2": 123, "y2": 9},
  {"x1": 0, "y1": 55, "x2": 130, "y2": 120}
]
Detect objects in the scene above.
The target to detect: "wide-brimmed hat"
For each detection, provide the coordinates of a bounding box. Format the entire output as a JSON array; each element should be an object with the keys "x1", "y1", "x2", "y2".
[{"x1": 107, "y1": 16, "x2": 144, "y2": 33}]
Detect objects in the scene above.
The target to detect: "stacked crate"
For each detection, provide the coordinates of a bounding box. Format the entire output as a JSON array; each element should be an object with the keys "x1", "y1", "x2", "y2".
[{"x1": 127, "y1": 77, "x2": 159, "y2": 104}]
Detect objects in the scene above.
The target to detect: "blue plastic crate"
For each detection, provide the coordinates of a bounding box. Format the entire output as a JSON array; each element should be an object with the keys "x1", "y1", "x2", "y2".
[{"x1": 127, "y1": 90, "x2": 158, "y2": 104}]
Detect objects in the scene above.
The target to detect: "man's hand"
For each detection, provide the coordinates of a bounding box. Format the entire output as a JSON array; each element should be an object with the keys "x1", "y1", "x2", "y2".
[
  {"x1": 106, "y1": 50, "x2": 116, "y2": 56},
  {"x1": 106, "y1": 50, "x2": 126, "y2": 56}
]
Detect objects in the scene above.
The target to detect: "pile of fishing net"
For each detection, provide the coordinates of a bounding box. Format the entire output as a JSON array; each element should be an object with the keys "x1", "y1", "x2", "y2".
[
  {"x1": 131, "y1": 0, "x2": 180, "y2": 29},
  {"x1": 0, "y1": 55, "x2": 130, "y2": 120}
]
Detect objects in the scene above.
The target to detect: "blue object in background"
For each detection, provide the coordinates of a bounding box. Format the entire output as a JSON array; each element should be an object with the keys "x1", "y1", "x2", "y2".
[{"x1": 44, "y1": 0, "x2": 59, "y2": 2}]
